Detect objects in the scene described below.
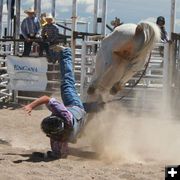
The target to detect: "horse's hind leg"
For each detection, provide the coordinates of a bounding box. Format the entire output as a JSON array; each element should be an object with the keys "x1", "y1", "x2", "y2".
[
  {"x1": 87, "y1": 79, "x2": 98, "y2": 95},
  {"x1": 87, "y1": 84, "x2": 96, "y2": 94},
  {"x1": 110, "y1": 82, "x2": 123, "y2": 95}
]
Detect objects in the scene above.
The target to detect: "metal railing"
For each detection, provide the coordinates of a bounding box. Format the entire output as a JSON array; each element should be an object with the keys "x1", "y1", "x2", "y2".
[
  {"x1": 0, "y1": 38, "x2": 174, "y2": 105},
  {"x1": 170, "y1": 33, "x2": 180, "y2": 111}
]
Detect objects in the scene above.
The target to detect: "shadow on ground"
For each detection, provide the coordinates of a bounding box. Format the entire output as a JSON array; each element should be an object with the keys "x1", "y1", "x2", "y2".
[
  {"x1": 3, "y1": 147, "x2": 99, "y2": 163},
  {"x1": 0, "y1": 138, "x2": 11, "y2": 145}
]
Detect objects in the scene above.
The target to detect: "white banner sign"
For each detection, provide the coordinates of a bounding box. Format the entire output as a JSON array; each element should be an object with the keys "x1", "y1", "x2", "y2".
[{"x1": 6, "y1": 56, "x2": 48, "y2": 91}]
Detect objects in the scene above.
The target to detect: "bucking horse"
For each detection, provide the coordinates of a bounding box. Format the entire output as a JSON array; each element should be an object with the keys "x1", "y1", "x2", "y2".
[{"x1": 87, "y1": 21, "x2": 161, "y2": 102}]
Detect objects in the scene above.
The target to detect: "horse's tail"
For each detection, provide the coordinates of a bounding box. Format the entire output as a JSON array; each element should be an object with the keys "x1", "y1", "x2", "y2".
[{"x1": 137, "y1": 21, "x2": 161, "y2": 56}]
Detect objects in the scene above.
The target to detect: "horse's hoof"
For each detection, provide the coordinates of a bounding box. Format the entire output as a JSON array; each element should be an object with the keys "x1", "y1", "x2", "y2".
[
  {"x1": 110, "y1": 86, "x2": 118, "y2": 95},
  {"x1": 87, "y1": 86, "x2": 96, "y2": 95}
]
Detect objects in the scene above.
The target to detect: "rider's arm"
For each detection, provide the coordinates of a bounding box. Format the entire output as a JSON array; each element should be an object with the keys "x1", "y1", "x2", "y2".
[{"x1": 23, "y1": 95, "x2": 50, "y2": 115}]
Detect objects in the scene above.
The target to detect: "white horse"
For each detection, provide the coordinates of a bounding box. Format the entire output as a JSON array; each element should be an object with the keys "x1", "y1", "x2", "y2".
[{"x1": 87, "y1": 21, "x2": 161, "y2": 100}]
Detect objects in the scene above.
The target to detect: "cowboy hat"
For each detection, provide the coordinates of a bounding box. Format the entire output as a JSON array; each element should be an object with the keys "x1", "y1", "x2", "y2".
[
  {"x1": 24, "y1": 7, "x2": 36, "y2": 14},
  {"x1": 45, "y1": 13, "x2": 54, "y2": 20}
]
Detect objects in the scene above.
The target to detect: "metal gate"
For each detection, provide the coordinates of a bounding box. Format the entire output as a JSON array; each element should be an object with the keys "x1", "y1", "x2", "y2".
[
  {"x1": 0, "y1": 40, "x2": 169, "y2": 106},
  {"x1": 0, "y1": 41, "x2": 13, "y2": 102}
]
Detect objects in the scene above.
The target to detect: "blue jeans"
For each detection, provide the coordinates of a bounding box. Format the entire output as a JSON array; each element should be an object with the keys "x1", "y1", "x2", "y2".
[{"x1": 57, "y1": 48, "x2": 84, "y2": 109}]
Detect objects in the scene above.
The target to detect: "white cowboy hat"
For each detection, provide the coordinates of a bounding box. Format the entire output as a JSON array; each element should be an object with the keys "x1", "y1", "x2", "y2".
[
  {"x1": 24, "y1": 7, "x2": 36, "y2": 14},
  {"x1": 45, "y1": 13, "x2": 54, "y2": 20}
]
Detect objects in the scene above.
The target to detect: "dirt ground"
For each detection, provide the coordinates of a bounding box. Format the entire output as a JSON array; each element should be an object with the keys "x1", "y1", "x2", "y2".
[{"x1": 0, "y1": 100, "x2": 179, "y2": 180}]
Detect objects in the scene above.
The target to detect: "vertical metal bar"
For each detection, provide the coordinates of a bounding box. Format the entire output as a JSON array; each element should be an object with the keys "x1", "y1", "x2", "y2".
[
  {"x1": 7, "y1": 0, "x2": 12, "y2": 36},
  {"x1": 168, "y1": 41, "x2": 176, "y2": 106},
  {"x1": 166, "y1": 0, "x2": 176, "y2": 108},
  {"x1": 170, "y1": 0, "x2": 176, "y2": 36},
  {"x1": 85, "y1": 22, "x2": 89, "y2": 41},
  {"x1": 85, "y1": 22, "x2": 89, "y2": 33},
  {"x1": 178, "y1": 40, "x2": 180, "y2": 68},
  {"x1": 51, "y1": 0, "x2": 56, "y2": 18},
  {"x1": 177, "y1": 40, "x2": 180, "y2": 109},
  {"x1": 80, "y1": 41, "x2": 86, "y2": 100},
  {"x1": 71, "y1": 0, "x2": 77, "y2": 68},
  {"x1": 0, "y1": 0, "x2": 3, "y2": 38},
  {"x1": 34, "y1": 0, "x2": 41, "y2": 18},
  {"x1": 15, "y1": 0, "x2": 20, "y2": 53},
  {"x1": 93, "y1": 0, "x2": 99, "y2": 34},
  {"x1": 12, "y1": 0, "x2": 21, "y2": 103},
  {"x1": 15, "y1": 0, "x2": 20, "y2": 38},
  {"x1": 170, "y1": 0, "x2": 176, "y2": 81},
  {"x1": 34, "y1": 0, "x2": 37, "y2": 11},
  {"x1": 162, "y1": 43, "x2": 169, "y2": 104},
  {"x1": 101, "y1": 0, "x2": 107, "y2": 35}
]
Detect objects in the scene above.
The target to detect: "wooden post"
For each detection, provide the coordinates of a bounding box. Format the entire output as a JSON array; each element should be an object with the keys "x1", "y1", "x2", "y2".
[{"x1": 0, "y1": 0, "x2": 3, "y2": 38}]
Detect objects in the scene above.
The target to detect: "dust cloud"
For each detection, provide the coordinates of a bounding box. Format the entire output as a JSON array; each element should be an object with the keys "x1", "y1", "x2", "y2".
[{"x1": 84, "y1": 90, "x2": 180, "y2": 164}]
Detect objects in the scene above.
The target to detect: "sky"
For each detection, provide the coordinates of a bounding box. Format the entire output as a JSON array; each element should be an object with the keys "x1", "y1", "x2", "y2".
[{"x1": 2, "y1": 0, "x2": 180, "y2": 35}]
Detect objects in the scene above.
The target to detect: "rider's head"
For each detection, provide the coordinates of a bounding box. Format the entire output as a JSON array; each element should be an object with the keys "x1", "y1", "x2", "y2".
[
  {"x1": 156, "y1": 16, "x2": 165, "y2": 27},
  {"x1": 41, "y1": 115, "x2": 65, "y2": 139}
]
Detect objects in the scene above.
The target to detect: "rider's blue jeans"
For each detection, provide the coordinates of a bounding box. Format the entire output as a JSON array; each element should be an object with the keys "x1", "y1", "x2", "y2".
[
  {"x1": 58, "y1": 48, "x2": 103, "y2": 113},
  {"x1": 59, "y1": 48, "x2": 86, "y2": 142},
  {"x1": 58, "y1": 48, "x2": 84, "y2": 109}
]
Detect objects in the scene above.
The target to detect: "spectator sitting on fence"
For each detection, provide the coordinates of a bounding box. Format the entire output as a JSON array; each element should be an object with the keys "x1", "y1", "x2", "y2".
[
  {"x1": 20, "y1": 8, "x2": 41, "y2": 56},
  {"x1": 111, "y1": 17, "x2": 123, "y2": 30},
  {"x1": 156, "y1": 16, "x2": 171, "y2": 57},
  {"x1": 156, "y1": 16, "x2": 170, "y2": 43},
  {"x1": 40, "y1": 12, "x2": 47, "y2": 27},
  {"x1": 39, "y1": 13, "x2": 60, "y2": 62}
]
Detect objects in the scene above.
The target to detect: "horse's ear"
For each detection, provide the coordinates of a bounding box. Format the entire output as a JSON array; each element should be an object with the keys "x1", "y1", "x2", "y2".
[{"x1": 135, "y1": 25, "x2": 143, "y2": 36}]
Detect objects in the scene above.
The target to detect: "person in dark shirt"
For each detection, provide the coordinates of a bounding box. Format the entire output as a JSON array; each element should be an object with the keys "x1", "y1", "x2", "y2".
[
  {"x1": 39, "y1": 13, "x2": 60, "y2": 61},
  {"x1": 21, "y1": 8, "x2": 40, "y2": 56},
  {"x1": 156, "y1": 16, "x2": 169, "y2": 43},
  {"x1": 156, "y1": 16, "x2": 171, "y2": 57},
  {"x1": 111, "y1": 17, "x2": 123, "y2": 30}
]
